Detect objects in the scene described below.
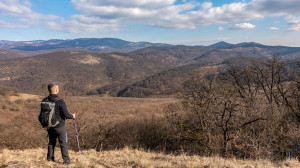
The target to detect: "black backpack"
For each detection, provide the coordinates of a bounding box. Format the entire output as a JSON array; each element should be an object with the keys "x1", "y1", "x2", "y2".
[{"x1": 39, "y1": 97, "x2": 61, "y2": 128}]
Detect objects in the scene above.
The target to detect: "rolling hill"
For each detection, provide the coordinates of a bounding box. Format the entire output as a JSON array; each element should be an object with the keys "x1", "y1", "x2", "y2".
[
  {"x1": 116, "y1": 63, "x2": 221, "y2": 97},
  {"x1": 0, "y1": 46, "x2": 215, "y2": 95},
  {"x1": 0, "y1": 51, "x2": 172, "y2": 95},
  {"x1": 0, "y1": 41, "x2": 299, "y2": 96},
  {"x1": 0, "y1": 50, "x2": 23, "y2": 60},
  {"x1": 0, "y1": 48, "x2": 77, "y2": 60},
  {"x1": 111, "y1": 45, "x2": 300, "y2": 97},
  {"x1": 130, "y1": 46, "x2": 214, "y2": 66}
]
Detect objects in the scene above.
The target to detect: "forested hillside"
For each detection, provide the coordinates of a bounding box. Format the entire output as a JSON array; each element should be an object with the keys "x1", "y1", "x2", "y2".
[{"x1": 0, "y1": 43, "x2": 299, "y2": 97}]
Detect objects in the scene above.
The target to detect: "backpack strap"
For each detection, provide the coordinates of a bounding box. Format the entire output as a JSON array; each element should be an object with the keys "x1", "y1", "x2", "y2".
[
  {"x1": 53, "y1": 97, "x2": 61, "y2": 103},
  {"x1": 43, "y1": 98, "x2": 49, "y2": 102},
  {"x1": 44, "y1": 96, "x2": 61, "y2": 103}
]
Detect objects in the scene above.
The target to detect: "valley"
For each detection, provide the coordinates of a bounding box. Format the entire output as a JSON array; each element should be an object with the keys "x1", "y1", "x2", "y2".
[{"x1": 0, "y1": 38, "x2": 299, "y2": 165}]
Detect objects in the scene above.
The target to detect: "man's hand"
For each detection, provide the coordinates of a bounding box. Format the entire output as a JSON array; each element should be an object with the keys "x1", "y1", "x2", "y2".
[{"x1": 73, "y1": 113, "x2": 76, "y2": 119}]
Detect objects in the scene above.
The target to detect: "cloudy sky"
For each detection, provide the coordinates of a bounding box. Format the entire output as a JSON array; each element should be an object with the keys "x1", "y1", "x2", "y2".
[{"x1": 0, "y1": 0, "x2": 300, "y2": 46}]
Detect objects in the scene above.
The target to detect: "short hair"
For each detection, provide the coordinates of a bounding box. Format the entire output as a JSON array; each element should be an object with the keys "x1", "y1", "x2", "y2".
[{"x1": 48, "y1": 83, "x2": 59, "y2": 94}]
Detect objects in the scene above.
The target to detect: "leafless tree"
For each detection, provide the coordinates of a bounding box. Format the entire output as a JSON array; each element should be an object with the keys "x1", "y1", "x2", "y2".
[{"x1": 166, "y1": 57, "x2": 299, "y2": 159}]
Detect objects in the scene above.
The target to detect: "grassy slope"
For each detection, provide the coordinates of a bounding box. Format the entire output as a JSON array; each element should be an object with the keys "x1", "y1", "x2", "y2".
[
  {"x1": 0, "y1": 51, "x2": 170, "y2": 95},
  {"x1": 1, "y1": 147, "x2": 299, "y2": 168},
  {"x1": 1, "y1": 46, "x2": 299, "y2": 97},
  {"x1": 0, "y1": 46, "x2": 213, "y2": 96},
  {"x1": 0, "y1": 89, "x2": 178, "y2": 150}
]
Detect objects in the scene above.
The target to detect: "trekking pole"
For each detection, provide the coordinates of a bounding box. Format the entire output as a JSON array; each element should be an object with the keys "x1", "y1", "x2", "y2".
[{"x1": 73, "y1": 119, "x2": 82, "y2": 161}]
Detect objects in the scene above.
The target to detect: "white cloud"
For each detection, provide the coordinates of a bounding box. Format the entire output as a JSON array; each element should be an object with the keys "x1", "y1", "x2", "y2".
[
  {"x1": 287, "y1": 27, "x2": 300, "y2": 31},
  {"x1": 201, "y1": 2, "x2": 212, "y2": 10},
  {"x1": 0, "y1": 20, "x2": 28, "y2": 28},
  {"x1": 249, "y1": 0, "x2": 300, "y2": 15},
  {"x1": 44, "y1": 14, "x2": 121, "y2": 33},
  {"x1": 72, "y1": 0, "x2": 176, "y2": 9},
  {"x1": 231, "y1": 23, "x2": 256, "y2": 29},
  {"x1": 268, "y1": 27, "x2": 280, "y2": 30},
  {"x1": 285, "y1": 15, "x2": 300, "y2": 25},
  {"x1": 1, "y1": 0, "x2": 300, "y2": 33},
  {"x1": 0, "y1": 0, "x2": 31, "y2": 17},
  {"x1": 61, "y1": 16, "x2": 120, "y2": 33},
  {"x1": 0, "y1": 0, "x2": 59, "y2": 30},
  {"x1": 66, "y1": 0, "x2": 268, "y2": 32},
  {"x1": 67, "y1": 0, "x2": 197, "y2": 31},
  {"x1": 284, "y1": 15, "x2": 300, "y2": 31},
  {"x1": 218, "y1": 26, "x2": 224, "y2": 31},
  {"x1": 67, "y1": 0, "x2": 263, "y2": 31}
]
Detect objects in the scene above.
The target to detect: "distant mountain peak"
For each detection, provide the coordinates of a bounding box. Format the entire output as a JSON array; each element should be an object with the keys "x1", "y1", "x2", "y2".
[
  {"x1": 209, "y1": 41, "x2": 234, "y2": 48},
  {"x1": 209, "y1": 41, "x2": 265, "y2": 48},
  {"x1": 235, "y1": 42, "x2": 264, "y2": 47}
]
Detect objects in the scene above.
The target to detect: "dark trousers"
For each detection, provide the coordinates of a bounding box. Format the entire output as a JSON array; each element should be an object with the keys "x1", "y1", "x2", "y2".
[{"x1": 47, "y1": 125, "x2": 70, "y2": 162}]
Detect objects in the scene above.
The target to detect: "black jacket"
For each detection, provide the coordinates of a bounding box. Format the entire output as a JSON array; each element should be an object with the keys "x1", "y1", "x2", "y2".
[{"x1": 41, "y1": 94, "x2": 73, "y2": 128}]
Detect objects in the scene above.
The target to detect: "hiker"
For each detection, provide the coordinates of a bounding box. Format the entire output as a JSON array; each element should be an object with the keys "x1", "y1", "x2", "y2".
[{"x1": 39, "y1": 83, "x2": 75, "y2": 165}]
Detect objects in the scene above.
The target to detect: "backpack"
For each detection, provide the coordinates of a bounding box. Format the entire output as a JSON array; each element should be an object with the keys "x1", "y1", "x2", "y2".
[{"x1": 39, "y1": 97, "x2": 61, "y2": 128}]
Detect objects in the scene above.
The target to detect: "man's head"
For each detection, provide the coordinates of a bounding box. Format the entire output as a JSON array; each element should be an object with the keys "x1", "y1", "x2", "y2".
[{"x1": 48, "y1": 83, "x2": 59, "y2": 95}]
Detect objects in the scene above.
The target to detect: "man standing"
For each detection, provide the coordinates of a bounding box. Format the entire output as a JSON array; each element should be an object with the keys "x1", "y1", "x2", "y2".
[{"x1": 41, "y1": 83, "x2": 75, "y2": 165}]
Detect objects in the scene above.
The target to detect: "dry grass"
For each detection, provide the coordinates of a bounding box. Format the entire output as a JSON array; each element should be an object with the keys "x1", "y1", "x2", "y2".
[
  {"x1": 9, "y1": 93, "x2": 39, "y2": 101},
  {"x1": 72, "y1": 54, "x2": 102, "y2": 65},
  {"x1": 1, "y1": 147, "x2": 299, "y2": 168},
  {"x1": 1, "y1": 93, "x2": 178, "y2": 124},
  {"x1": 64, "y1": 96, "x2": 179, "y2": 120},
  {"x1": 0, "y1": 92, "x2": 179, "y2": 150},
  {"x1": 0, "y1": 77, "x2": 10, "y2": 81},
  {"x1": 109, "y1": 54, "x2": 133, "y2": 61}
]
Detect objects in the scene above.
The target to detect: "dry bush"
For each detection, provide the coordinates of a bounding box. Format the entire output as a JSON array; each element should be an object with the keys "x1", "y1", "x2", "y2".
[
  {"x1": 98, "y1": 117, "x2": 172, "y2": 152},
  {"x1": 165, "y1": 57, "x2": 300, "y2": 160}
]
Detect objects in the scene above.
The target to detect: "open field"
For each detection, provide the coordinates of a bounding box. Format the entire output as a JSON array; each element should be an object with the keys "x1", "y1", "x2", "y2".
[
  {"x1": 0, "y1": 92, "x2": 179, "y2": 125},
  {"x1": 1, "y1": 147, "x2": 299, "y2": 168},
  {"x1": 0, "y1": 90, "x2": 179, "y2": 150}
]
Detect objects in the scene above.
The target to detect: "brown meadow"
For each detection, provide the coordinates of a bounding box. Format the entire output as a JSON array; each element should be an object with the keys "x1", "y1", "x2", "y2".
[{"x1": 1, "y1": 147, "x2": 299, "y2": 168}]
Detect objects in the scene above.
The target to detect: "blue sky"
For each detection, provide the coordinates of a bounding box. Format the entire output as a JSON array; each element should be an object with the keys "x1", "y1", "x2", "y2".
[{"x1": 0, "y1": 0, "x2": 300, "y2": 46}]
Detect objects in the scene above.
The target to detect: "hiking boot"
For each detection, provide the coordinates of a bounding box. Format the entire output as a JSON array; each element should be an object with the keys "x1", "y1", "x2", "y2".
[
  {"x1": 47, "y1": 158, "x2": 55, "y2": 162},
  {"x1": 63, "y1": 160, "x2": 71, "y2": 165}
]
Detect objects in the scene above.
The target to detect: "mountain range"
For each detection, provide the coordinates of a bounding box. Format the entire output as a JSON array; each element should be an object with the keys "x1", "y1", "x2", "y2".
[
  {"x1": 0, "y1": 38, "x2": 171, "y2": 53},
  {"x1": 0, "y1": 38, "x2": 286, "y2": 51},
  {"x1": 0, "y1": 38, "x2": 299, "y2": 97}
]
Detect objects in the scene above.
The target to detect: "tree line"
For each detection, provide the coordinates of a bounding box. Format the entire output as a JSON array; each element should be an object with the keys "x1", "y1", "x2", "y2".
[{"x1": 165, "y1": 57, "x2": 300, "y2": 159}]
